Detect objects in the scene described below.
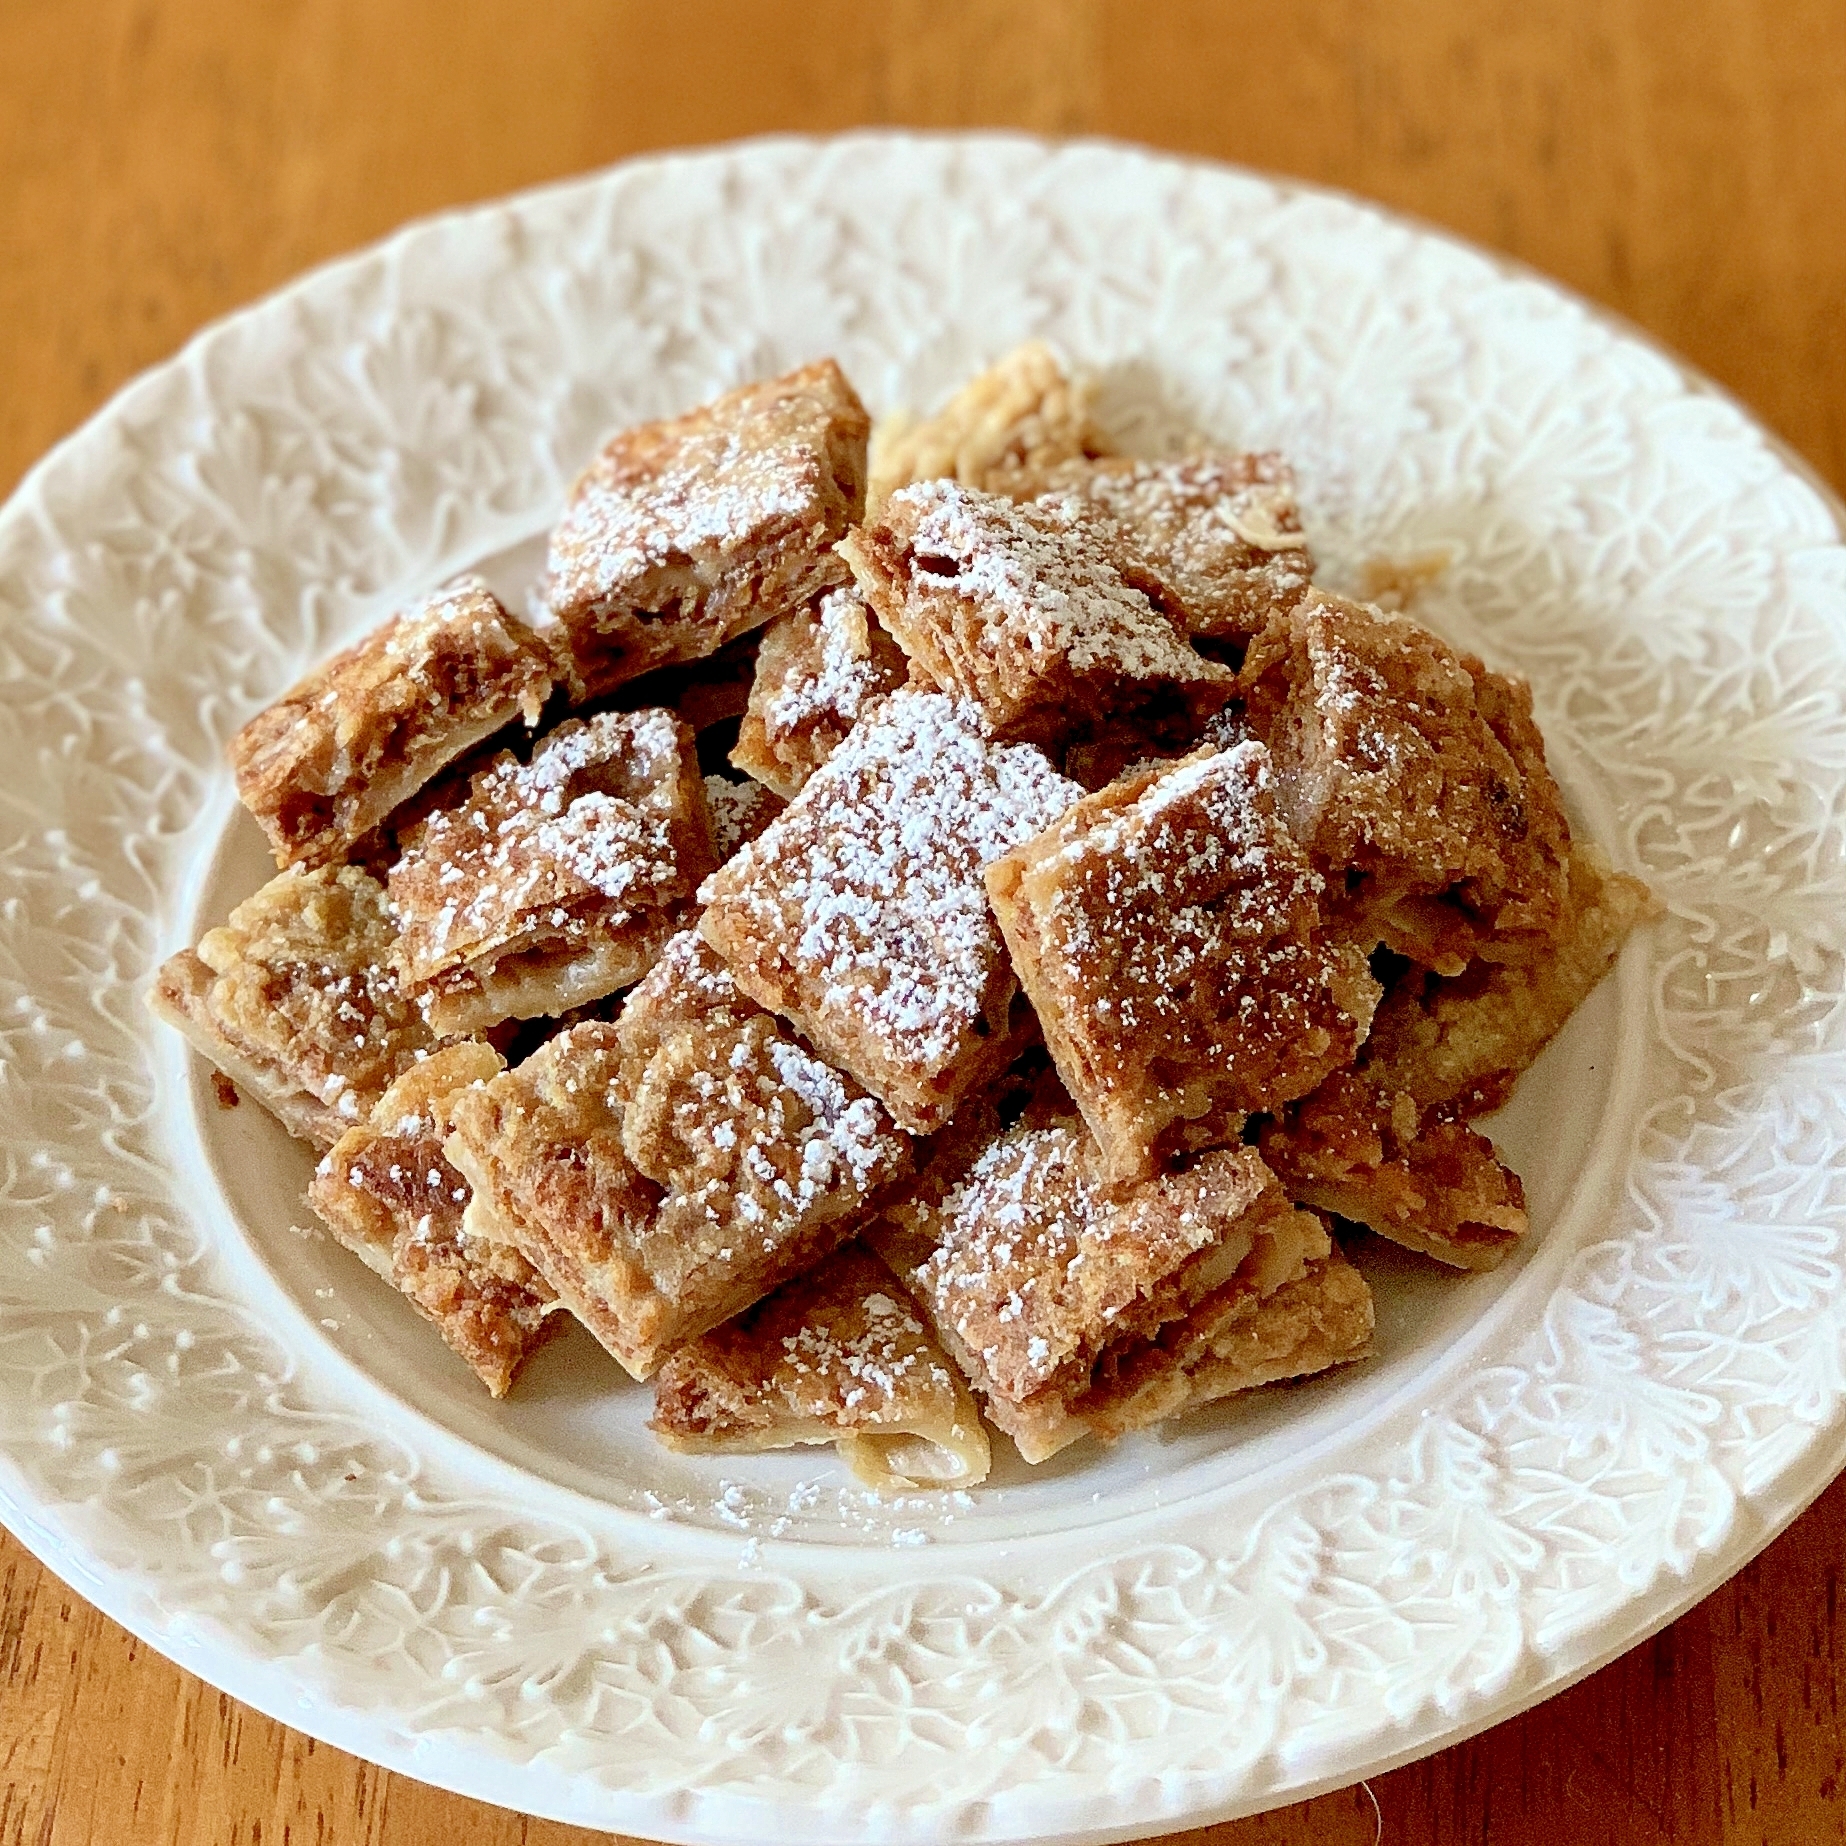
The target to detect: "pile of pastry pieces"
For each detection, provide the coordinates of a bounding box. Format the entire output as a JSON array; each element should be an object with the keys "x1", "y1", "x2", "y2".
[{"x1": 151, "y1": 344, "x2": 1655, "y2": 1492}]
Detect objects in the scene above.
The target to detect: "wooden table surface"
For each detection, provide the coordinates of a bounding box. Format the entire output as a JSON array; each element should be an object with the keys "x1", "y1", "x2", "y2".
[{"x1": 4, "y1": 4, "x2": 1844, "y2": 1842}]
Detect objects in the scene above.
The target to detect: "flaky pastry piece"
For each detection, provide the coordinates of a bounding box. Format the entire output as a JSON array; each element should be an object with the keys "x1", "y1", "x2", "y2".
[
  {"x1": 867, "y1": 340, "x2": 1110, "y2": 514},
  {"x1": 699, "y1": 688, "x2": 1082, "y2": 1135},
  {"x1": 229, "y1": 578, "x2": 555, "y2": 872},
  {"x1": 703, "y1": 773, "x2": 784, "y2": 862},
  {"x1": 445, "y1": 935, "x2": 910, "y2": 1379},
  {"x1": 650, "y1": 1241, "x2": 990, "y2": 1491},
  {"x1": 1362, "y1": 840, "x2": 1660, "y2": 1117},
  {"x1": 149, "y1": 863, "x2": 442, "y2": 1147},
  {"x1": 841, "y1": 480, "x2": 1234, "y2": 745},
  {"x1": 308, "y1": 1042, "x2": 566, "y2": 1395},
  {"x1": 987, "y1": 741, "x2": 1381, "y2": 1183},
  {"x1": 874, "y1": 1116, "x2": 1356, "y2": 1462},
  {"x1": 389, "y1": 708, "x2": 716, "y2": 1034},
  {"x1": 730, "y1": 583, "x2": 909, "y2": 797},
  {"x1": 1238, "y1": 591, "x2": 1573, "y2": 973},
  {"x1": 1040, "y1": 451, "x2": 1313, "y2": 646},
  {"x1": 539, "y1": 360, "x2": 870, "y2": 696},
  {"x1": 1259, "y1": 1072, "x2": 1529, "y2": 1272}
]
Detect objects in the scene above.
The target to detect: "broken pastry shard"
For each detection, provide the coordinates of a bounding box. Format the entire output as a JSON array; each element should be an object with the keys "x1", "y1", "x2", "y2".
[
  {"x1": 702, "y1": 773, "x2": 784, "y2": 863},
  {"x1": 730, "y1": 583, "x2": 909, "y2": 798},
  {"x1": 443, "y1": 937, "x2": 910, "y2": 1380},
  {"x1": 389, "y1": 708, "x2": 716, "y2": 1035},
  {"x1": 650, "y1": 1242, "x2": 990, "y2": 1491},
  {"x1": 1362, "y1": 840, "x2": 1659, "y2": 1117},
  {"x1": 148, "y1": 863, "x2": 442, "y2": 1147},
  {"x1": 698, "y1": 688, "x2": 1082, "y2": 1135},
  {"x1": 308, "y1": 1042, "x2": 565, "y2": 1395},
  {"x1": 841, "y1": 479, "x2": 1234, "y2": 745},
  {"x1": 876, "y1": 1122, "x2": 1362, "y2": 1463},
  {"x1": 1238, "y1": 591, "x2": 1572, "y2": 973},
  {"x1": 1040, "y1": 451, "x2": 1314, "y2": 646},
  {"x1": 539, "y1": 359, "x2": 871, "y2": 697},
  {"x1": 1260, "y1": 1072, "x2": 1529, "y2": 1272},
  {"x1": 229, "y1": 578, "x2": 555, "y2": 872},
  {"x1": 867, "y1": 339, "x2": 1108, "y2": 515},
  {"x1": 986, "y1": 741, "x2": 1381, "y2": 1183}
]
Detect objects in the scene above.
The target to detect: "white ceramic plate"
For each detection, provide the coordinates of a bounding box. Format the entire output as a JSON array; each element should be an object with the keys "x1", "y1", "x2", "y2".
[{"x1": 3, "y1": 132, "x2": 1844, "y2": 1845}]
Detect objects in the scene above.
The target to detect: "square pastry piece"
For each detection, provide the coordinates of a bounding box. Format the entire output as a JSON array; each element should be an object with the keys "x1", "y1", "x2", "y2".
[
  {"x1": 444, "y1": 934, "x2": 911, "y2": 1379},
  {"x1": 539, "y1": 359, "x2": 871, "y2": 696},
  {"x1": 730, "y1": 584, "x2": 909, "y2": 797},
  {"x1": 1042, "y1": 452, "x2": 1313, "y2": 647},
  {"x1": 877, "y1": 1122, "x2": 1367, "y2": 1462},
  {"x1": 867, "y1": 340, "x2": 1107, "y2": 513},
  {"x1": 650, "y1": 1242, "x2": 990, "y2": 1492},
  {"x1": 309, "y1": 1042, "x2": 565, "y2": 1395},
  {"x1": 1238, "y1": 591, "x2": 1572, "y2": 972},
  {"x1": 987, "y1": 741, "x2": 1381, "y2": 1182},
  {"x1": 699, "y1": 688, "x2": 1082, "y2": 1135},
  {"x1": 389, "y1": 708, "x2": 716, "y2": 1035},
  {"x1": 230, "y1": 578, "x2": 555, "y2": 871},
  {"x1": 841, "y1": 480, "x2": 1234, "y2": 745},
  {"x1": 149, "y1": 864, "x2": 442, "y2": 1147}
]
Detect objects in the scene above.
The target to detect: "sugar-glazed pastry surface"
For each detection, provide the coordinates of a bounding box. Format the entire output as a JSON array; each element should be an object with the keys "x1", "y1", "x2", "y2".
[
  {"x1": 874, "y1": 1118, "x2": 1357, "y2": 1462},
  {"x1": 987, "y1": 741, "x2": 1381, "y2": 1181},
  {"x1": 1237, "y1": 589, "x2": 1574, "y2": 974},
  {"x1": 443, "y1": 934, "x2": 910, "y2": 1380}
]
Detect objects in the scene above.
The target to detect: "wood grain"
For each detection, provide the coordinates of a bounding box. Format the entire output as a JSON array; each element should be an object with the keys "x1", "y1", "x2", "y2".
[{"x1": 3, "y1": 3, "x2": 1844, "y2": 1841}]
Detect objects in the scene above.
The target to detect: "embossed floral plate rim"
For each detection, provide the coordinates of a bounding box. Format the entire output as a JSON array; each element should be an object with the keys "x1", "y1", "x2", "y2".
[{"x1": 3, "y1": 130, "x2": 1846, "y2": 1844}]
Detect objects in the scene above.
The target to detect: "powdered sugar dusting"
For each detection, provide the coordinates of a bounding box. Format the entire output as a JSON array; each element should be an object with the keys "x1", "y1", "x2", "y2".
[
  {"x1": 390, "y1": 708, "x2": 703, "y2": 982},
  {"x1": 550, "y1": 427, "x2": 816, "y2": 611},
  {"x1": 867, "y1": 480, "x2": 1231, "y2": 731},
  {"x1": 993, "y1": 741, "x2": 1381, "y2": 1174},
  {"x1": 616, "y1": 932, "x2": 911, "y2": 1272},
  {"x1": 540, "y1": 362, "x2": 865, "y2": 624},
  {"x1": 228, "y1": 574, "x2": 554, "y2": 869},
  {"x1": 704, "y1": 774, "x2": 782, "y2": 862},
  {"x1": 700, "y1": 689, "x2": 1080, "y2": 1102},
  {"x1": 1037, "y1": 745, "x2": 1325, "y2": 1039},
  {"x1": 1047, "y1": 452, "x2": 1313, "y2": 640},
  {"x1": 762, "y1": 587, "x2": 897, "y2": 745},
  {"x1": 913, "y1": 1121, "x2": 1244, "y2": 1401},
  {"x1": 763, "y1": 1036, "x2": 906, "y2": 1200},
  {"x1": 777, "y1": 1286, "x2": 957, "y2": 1424}
]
